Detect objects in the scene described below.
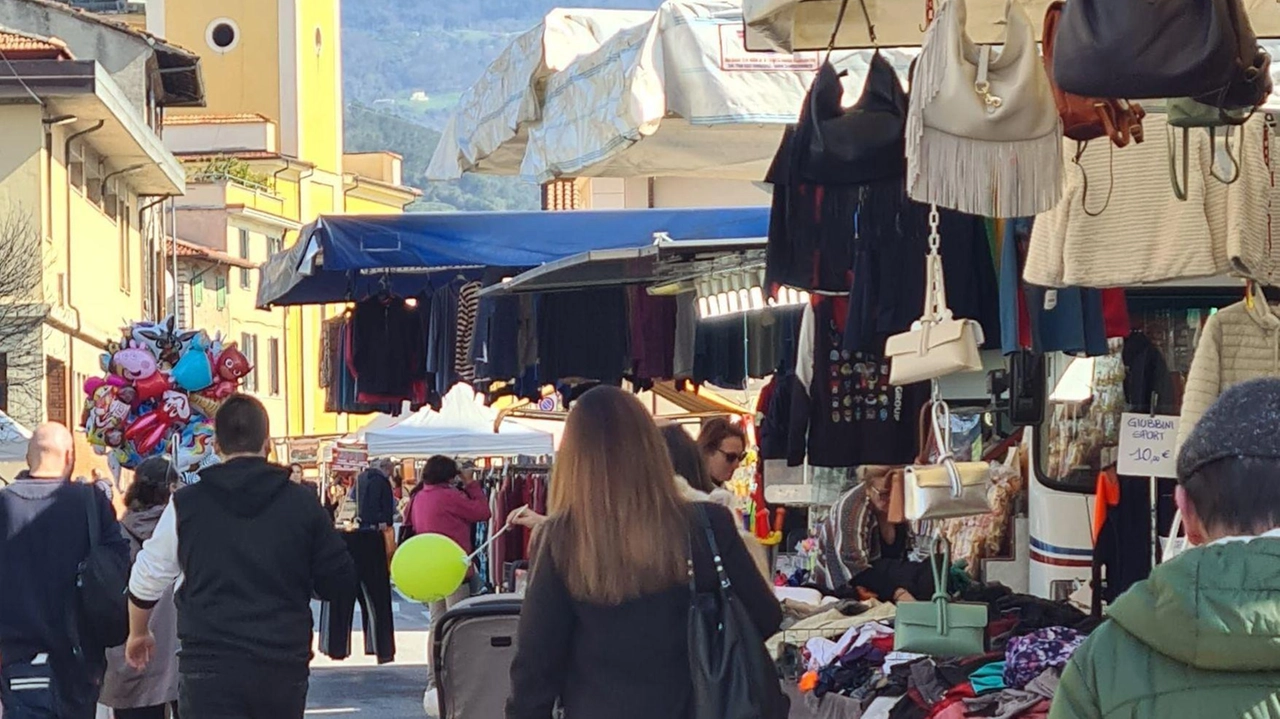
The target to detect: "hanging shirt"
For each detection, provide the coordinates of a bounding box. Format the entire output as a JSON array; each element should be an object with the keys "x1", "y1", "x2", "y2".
[
  {"x1": 792, "y1": 297, "x2": 929, "y2": 468},
  {"x1": 536, "y1": 288, "x2": 630, "y2": 386},
  {"x1": 349, "y1": 296, "x2": 426, "y2": 398},
  {"x1": 627, "y1": 288, "x2": 677, "y2": 381}
]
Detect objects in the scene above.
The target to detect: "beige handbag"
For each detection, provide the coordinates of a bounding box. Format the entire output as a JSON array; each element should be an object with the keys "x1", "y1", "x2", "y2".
[
  {"x1": 906, "y1": 0, "x2": 1063, "y2": 217},
  {"x1": 904, "y1": 400, "x2": 993, "y2": 522},
  {"x1": 886, "y1": 206, "x2": 984, "y2": 387}
]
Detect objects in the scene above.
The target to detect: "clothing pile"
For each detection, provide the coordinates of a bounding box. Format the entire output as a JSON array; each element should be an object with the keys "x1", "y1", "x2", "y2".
[{"x1": 782, "y1": 589, "x2": 1094, "y2": 719}]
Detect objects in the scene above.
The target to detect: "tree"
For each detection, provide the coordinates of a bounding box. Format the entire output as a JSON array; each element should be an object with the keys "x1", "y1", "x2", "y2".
[{"x1": 0, "y1": 206, "x2": 51, "y2": 423}]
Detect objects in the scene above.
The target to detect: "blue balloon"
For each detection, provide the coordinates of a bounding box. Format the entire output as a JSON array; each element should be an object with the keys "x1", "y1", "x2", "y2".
[{"x1": 171, "y1": 350, "x2": 214, "y2": 392}]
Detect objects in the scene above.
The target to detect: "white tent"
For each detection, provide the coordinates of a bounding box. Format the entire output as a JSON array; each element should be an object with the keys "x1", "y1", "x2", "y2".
[
  {"x1": 429, "y1": 1, "x2": 919, "y2": 183},
  {"x1": 340, "y1": 404, "x2": 410, "y2": 444},
  {"x1": 365, "y1": 385, "x2": 554, "y2": 459},
  {"x1": 0, "y1": 410, "x2": 32, "y2": 480}
]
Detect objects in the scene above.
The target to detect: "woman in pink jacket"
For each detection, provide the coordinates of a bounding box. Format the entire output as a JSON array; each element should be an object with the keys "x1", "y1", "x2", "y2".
[{"x1": 405, "y1": 456, "x2": 492, "y2": 619}]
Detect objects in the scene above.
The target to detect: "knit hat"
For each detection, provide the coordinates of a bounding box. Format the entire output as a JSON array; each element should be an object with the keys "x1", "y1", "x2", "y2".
[{"x1": 1177, "y1": 377, "x2": 1280, "y2": 479}]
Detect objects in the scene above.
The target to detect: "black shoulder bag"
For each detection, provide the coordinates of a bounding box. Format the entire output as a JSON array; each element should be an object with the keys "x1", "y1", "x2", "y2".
[
  {"x1": 687, "y1": 505, "x2": 786, "y2": 719},
  {"x1": 75, "y1": 484, "x2": 130, "y2": 651}
]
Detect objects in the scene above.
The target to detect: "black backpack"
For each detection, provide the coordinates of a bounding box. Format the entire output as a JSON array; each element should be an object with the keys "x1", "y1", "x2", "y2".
[{"x1": 73, "y1": 484, "x2": 130, "y2": 651}]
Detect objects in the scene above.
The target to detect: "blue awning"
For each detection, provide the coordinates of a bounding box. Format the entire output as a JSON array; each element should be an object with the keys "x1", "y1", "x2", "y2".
[{"x1": 257, "y1": 207, "x2": 769, "y2": 307}]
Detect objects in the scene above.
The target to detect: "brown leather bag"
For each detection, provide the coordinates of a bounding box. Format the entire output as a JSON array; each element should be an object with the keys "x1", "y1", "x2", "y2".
[{"x1": 1042, "y1": 1, "x2": 1146, "y2": 147}]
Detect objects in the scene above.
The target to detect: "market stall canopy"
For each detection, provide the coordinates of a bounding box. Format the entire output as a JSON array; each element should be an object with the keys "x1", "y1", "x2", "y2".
[
  {"x1": 341, "y1": 408, "x2": 408, "y2": 444},
  {"x1": 365, "y1": 384, "x2": 554, "y2": 458},
  {"x1": 257, "y1": 207, "x2": 769, "y2": 307},
  {"x1": 478, "y1": 237, "x2": 766, "y2": 297},
  {"x1": 428, "y1": 1, "x2": 915, "y2": 182},
  {"x1": 427, "y1": 8, "x2": 656, "y2": 179},
  {"x1": 743, "y1": 0, "x2": 1280, "y2": 52}
]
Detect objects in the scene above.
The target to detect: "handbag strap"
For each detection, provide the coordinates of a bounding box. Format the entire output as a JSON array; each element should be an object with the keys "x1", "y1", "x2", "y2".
[
  {"x1": 919, "y1": 205, "x2": 953, "y2": 325},
  {"x1": 687, "y1": 504, "x2": 732, "y2": 595},
  {"x1": 929, "y1": 535, "x2": 953, "y2": 635}
]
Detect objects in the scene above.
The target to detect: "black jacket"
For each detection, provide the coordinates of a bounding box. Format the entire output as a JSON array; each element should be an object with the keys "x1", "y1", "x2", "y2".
[
  {"x1": 506, "y1": 503, "x2": 783, "y2": 719},
  {"x1": 157, "y1": 458, "x2": 356, "y2": 677},
  {"x1": 0, "y1": 476, "x2": 129, "y2": 661}
]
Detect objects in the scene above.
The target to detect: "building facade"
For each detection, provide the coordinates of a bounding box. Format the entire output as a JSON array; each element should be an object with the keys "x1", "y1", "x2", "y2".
[
  {"x1": 0, "y1": 0, "x2": 202, "y2": 478},
  {"x1": 147, "y1": 0, "x2": 418, "y2": 439}
]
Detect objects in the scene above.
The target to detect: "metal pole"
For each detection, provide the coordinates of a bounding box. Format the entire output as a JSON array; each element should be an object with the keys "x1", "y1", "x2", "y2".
[{"x1": 171, "y1": 198, "x2": 179, "y2": 327}]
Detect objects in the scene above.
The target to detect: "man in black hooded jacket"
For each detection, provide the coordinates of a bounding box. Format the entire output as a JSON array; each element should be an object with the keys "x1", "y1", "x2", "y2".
[{"x1": 124, "y1": 395, "x2": 357, "y2": 719}]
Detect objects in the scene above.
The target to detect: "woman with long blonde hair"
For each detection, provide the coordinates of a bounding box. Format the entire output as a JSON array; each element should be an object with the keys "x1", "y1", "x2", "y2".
[{"x1": 505, "y1": 386, "x2": 783, "y2": 719}]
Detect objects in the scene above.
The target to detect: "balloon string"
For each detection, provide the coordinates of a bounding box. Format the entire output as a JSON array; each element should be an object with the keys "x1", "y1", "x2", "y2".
[{"x1": 466, "y1": 519, "x2": 520, "y2": 563}]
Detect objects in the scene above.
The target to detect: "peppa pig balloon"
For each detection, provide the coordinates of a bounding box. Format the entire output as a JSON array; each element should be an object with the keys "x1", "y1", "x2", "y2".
[{"x1": 111, "y1": 341, "x2": 158, "y2": 382}]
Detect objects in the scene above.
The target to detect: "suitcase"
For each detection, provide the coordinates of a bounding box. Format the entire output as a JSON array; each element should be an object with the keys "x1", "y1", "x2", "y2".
[{"x1": 431, "y1": 594, "x2": 523, "y2": 719}]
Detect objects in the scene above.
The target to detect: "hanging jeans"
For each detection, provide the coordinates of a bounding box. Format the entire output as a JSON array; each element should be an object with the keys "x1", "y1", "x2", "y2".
[{"x1": 319, "y1": 531, "x2": 396, "y2": 663}]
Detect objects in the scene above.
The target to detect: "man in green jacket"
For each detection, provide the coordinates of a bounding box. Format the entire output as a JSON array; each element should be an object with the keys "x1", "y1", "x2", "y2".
[{"x1": 1050, "y1": 377, "x2": 1280, "y2": 719}]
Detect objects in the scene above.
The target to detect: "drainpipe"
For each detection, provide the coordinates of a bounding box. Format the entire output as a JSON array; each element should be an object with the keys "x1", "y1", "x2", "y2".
[
  {"x1": 63, "y1": 120, "x2": 104, "y2": 419},
  {"x1": 140, "y1": 194, "x2": 175, "y2": 321},
  {"x1": 294, "y1": 165, "x2": 314, "y2": 435},
  {"x1": 341, "y1": 175, "x2": 361, "y2": 212}
]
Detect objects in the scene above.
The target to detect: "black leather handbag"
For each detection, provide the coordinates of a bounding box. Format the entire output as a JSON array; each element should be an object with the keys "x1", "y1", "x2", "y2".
[
  {"x1": 795, "y1": 51, "x2": 908, "y2": 185},
  {"x1": 1052, "y1": 0, "x2": 1269, "y2": 109},
  {"x1": 687, "y1": 505, "x2": 785, "y2": 719}
]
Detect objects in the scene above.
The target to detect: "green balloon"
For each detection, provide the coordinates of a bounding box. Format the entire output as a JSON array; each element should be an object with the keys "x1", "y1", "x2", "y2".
[{"x1": 391, "y1": 533, "x2": 469, "y2": 602}]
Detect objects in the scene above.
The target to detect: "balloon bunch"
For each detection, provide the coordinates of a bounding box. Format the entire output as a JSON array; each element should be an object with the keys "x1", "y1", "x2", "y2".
[{"x1": 81, "y1": 315, "x2": 252, "y2": 473}]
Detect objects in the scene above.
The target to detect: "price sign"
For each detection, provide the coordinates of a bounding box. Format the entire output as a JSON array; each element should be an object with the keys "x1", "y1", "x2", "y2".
[{"x1": 1117, "y1": 413, "x2": 1179, "y2": 479}]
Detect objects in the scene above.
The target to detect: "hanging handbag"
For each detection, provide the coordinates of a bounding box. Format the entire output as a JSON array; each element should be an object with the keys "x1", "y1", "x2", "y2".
[
  {"x1": 1041, "y1": 1, "x2": 1144, "y2": 147},
  {"x1": 687, "y1": 505, "x2": 787, "y2": 719},
  {"x1": 886, "y1": 206, "x2": 985, "y2": 386},
  {"x1": 903, "y1": 400, "x2": 993, "y2": 522},
  {"x1": 795, "y1": 51, "x2": 909, "y2": 185},
  {"x1": 905, "y1": 0, "x2": 1062, "y2": 218},
  {"x1": 1167, "y1": 99, "x2": 1249, "y2": 200},
  {"x1": 1052, "y1": 0, "x2": 1270, "y2": 108},
  {"x1": 894, "y1": 537, "x2": 988, "y2": 657}
]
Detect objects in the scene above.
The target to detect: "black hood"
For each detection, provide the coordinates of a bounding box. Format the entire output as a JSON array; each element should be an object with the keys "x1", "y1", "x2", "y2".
[{"x1": 196, "y1": 457, "x2": 291, "y2": 518}]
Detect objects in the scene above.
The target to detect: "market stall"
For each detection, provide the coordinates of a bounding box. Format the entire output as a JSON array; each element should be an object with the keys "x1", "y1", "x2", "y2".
[{"x1": 365, "y1": 384, "x2": 553, "y2": 459}]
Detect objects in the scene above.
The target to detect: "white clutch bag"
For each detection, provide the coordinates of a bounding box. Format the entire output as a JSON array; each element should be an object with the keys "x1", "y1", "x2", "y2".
[
  {"x1": 904, "y1": 400, "x2": 993, "y2": 522},
  {"x1": 887, "y1": 208, "x2": 984, "y2": 387}
]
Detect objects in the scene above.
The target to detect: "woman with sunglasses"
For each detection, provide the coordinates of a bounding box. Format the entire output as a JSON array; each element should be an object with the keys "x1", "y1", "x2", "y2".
[{"x1": 697, "y1": 418, "x2": 747, "y2": 503}]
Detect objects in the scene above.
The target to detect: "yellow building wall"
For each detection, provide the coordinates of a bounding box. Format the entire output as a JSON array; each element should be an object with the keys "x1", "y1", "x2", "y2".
[
  {"x1": 344, "y1": 194, "x2": 403, "y2": 215},
  {"x1": 295, "y1": 0, "x2": 343, "y2": 173},
  {"x1": 159, "y1": 0, "x2": 283, "y2": 147}
]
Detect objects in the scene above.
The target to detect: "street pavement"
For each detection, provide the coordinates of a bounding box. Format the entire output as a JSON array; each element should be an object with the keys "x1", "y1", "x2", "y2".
[{"x1": 306, "y1": 590, "x2": 434, "y2": 718}]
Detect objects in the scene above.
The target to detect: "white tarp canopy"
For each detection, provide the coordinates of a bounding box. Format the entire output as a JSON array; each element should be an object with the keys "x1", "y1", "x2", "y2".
[
  {"x1": 744, "y1": 0, "x2": 1280, "y2": 53},
  {"x1": 427, "y1": 8, "x2": 656, "y2": 180},
  {"x1": 365, "y1": 384, "x2": 554, "y2": 459},
  {"x1": 341, "y1": 408, "x2": 408, "y2": 444},
  {"x1": 0, "y1": 410, "x2": 32, "y2": 479},
  {"x1": 430, "y1": 1, "x2": 915, "y2": 183}
]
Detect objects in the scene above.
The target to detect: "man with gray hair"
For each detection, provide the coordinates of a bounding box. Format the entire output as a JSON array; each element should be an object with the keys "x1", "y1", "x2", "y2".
[
  {"x1": 0, "y1": 423, "x2": 129, "y2": 719},
  {"x1": 1051, "y1": 377, "x2": 1280, "y2": 718}
]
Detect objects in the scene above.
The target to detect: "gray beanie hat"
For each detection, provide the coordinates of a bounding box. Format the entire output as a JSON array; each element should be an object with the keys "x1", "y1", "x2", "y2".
[{"x1": 1177, "y1": 377, "x2": 1280, "y2": 479}]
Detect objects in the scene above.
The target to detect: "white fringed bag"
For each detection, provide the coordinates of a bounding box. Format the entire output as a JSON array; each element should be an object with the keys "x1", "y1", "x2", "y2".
[{"x1": 906, "y1": 0, "x2": 1063, "y2": 218}]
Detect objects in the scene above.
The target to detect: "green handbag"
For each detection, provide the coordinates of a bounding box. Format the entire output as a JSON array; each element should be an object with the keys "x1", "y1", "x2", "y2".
[
  {"x1": 893, "y1": 537, "x2": 988, "y2": 657},
  {"x1": 1166, "y1": 98, "x2": 1249, "y2": 200}
]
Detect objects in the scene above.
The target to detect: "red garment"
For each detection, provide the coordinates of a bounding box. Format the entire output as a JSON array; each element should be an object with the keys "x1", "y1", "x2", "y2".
[
  {"x1": 870, "y1": 635, "x2": 895, "y2": 654},
  {"x1": 407, "y1": 482, "x2": 492, "y2": 555},
  {"x1": 1101, "y1": 288, "x2": 1131, "y2": 338},
  {"x1": 925, "y1": 682, "x2": 975, "y2": 719}
]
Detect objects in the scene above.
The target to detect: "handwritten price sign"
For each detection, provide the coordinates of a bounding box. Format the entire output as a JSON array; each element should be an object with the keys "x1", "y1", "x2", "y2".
[{"x1": 1117, "y1": 413, "x2": 1179, "y2": 479}]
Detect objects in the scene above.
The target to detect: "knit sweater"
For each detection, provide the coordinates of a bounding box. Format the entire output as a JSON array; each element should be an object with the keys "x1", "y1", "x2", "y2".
[
  {"x1": 1024, "y1": 114, "x2": 1269, "y2": 288},
  {"x1": 1176, "y1": 289, "x2": 1280, "y2": 450}
]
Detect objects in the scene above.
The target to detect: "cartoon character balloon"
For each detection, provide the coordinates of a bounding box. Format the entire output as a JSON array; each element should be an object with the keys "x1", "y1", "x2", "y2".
[
  {"x1": 124, "y1": 390, "x2": 192, "y2": 455},
  {"x1": 133, "y1": 316, "x2": 199, "y2": 368},
  {"x1": 111, "y1": 341, "x2": 158, "y2": 382},
  {"x1": 209, "y1": 343, "x2": 252, "y2": 399}
]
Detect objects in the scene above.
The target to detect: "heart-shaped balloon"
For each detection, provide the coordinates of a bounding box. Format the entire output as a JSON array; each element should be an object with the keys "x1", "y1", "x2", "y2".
[{"x1": 171, "y1": 350, "x2": 214, "y2": 392}]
